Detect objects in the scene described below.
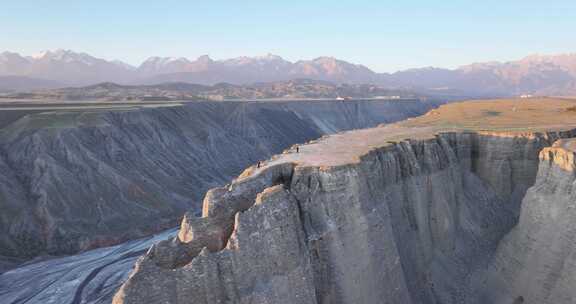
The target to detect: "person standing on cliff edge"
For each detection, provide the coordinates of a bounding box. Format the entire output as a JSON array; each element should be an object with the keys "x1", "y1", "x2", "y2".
[{"x1": 296, "y1": 146, "x2": 299, "y2": 153}]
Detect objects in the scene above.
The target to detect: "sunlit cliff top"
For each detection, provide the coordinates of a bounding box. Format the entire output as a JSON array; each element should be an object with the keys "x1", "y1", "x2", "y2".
[{"x1": 257, "y1": 98, "x2": 576, "y2": 169}]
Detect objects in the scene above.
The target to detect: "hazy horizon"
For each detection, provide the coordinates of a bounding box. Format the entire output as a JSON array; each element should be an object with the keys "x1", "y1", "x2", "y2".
[{"x1": 3, "y1": 1, "x2": 576, "y2": 73}]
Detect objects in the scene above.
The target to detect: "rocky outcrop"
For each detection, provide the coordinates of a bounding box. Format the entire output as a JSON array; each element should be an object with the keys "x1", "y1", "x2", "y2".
[
  {"x1": 0, "y1": 99, "x2": 437, "y2": 261},
  {"x1": 114, "y1": 129, "x2": 576, "y2": 304},
  {"x1": 468, "y1": 139, "x2": 576, "y2": 303}
]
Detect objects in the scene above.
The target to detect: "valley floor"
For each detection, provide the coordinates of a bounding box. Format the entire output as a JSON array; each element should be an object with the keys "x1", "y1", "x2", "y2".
[{"x1": 0, "y1": 229, "x2": 177, "y2": 304}]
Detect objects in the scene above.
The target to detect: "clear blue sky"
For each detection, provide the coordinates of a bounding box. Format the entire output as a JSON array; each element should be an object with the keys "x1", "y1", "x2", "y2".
[{"x1": 2, "y1": 0, "x2": 575, "y2": 72}]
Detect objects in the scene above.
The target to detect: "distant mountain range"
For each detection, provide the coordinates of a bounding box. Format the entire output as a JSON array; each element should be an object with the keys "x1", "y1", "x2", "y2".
[{"x1": 1, "y1": 49, "x2": 576, "y2": 96}]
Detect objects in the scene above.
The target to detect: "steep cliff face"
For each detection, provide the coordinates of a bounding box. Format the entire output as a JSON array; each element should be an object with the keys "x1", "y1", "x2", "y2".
[
  {"x1": 0, "y1": 99, "x2": 436, "y2": 260},
  {"x1": 469, "y1": 139, "x2": 576, "y2": 304},
  {"x1": 114, "y1": 129, "x2": 576, "y2": 304}
]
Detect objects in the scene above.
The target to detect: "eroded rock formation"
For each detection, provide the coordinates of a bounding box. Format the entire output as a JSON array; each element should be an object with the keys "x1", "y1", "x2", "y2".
[{"x1": 114, "y1": 128, "x2": 576, "y2": 304}]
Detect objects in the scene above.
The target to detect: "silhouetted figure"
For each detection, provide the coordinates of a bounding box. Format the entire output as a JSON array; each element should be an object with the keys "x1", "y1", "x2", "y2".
[
  {"x1": 296, "y1": 146, "x2": 299, "y2": 153},
  {"x1": 513, "y1": 296, "x2": 524, "y2": 304},
  {"x1": 257, "y1": 161, "x2": 261, "y2": 168}
]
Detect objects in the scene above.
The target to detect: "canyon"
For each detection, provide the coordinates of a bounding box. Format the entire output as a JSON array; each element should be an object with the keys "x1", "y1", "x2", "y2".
[
  {"x1": 110, "y1": 98, "x2": 576, "y2": 304},
  {"x1": 4, "y1": 3, "x2": 576, "y2": 304},
  {"x1": 3, "y1": 98, "x2": 576, "y2": 304}
]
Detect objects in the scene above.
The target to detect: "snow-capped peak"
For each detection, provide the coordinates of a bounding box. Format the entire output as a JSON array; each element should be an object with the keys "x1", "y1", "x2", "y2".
[
  {"x1": 143, "y1": 56, "x2": 190, "y2": 65},
  {"x1": 31, "y1": 50, "x2": 51, "y2": 59},
  {"x1": 30, "y1": 49, "x2": 102, "y2": 66},
  {"x1": 0, "y1": 51, "x2": 27, "y2": 62},
  {"x1": 255, "y1": 53, "x2": 284, "y2": 61}
]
